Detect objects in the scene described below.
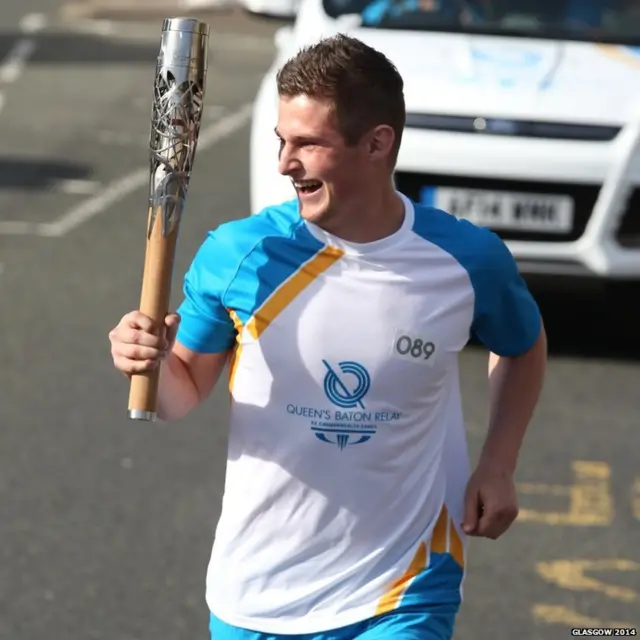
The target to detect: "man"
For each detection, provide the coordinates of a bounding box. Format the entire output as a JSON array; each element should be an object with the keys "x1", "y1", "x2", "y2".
[{"x1": 109, "y1": 34, "x2": 547, "y2": 640}]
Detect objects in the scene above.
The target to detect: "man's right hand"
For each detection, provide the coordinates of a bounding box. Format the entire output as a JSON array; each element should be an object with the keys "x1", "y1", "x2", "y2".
[{"x1": 109, "y1": 310, "x2": 181, "y2": 377}]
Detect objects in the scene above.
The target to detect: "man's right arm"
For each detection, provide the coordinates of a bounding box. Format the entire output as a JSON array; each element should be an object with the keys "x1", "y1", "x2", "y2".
[
  {"x1": 157, "y1": 228, "x2": 240, "y2": 421},
  {"x1": 156, "y1": 341, "x2": 231, "y2": 422},
  {"x1": 110, "y1": 229, "x2": 241, "y2": 421}
]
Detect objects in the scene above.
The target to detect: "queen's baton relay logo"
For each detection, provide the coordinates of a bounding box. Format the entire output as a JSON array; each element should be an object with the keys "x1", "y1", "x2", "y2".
[
  {"x1": 323, "y1": 360, "x2": 370, "y2": 409},
  {"x1": 286, "y1": 359, "x2": 402, "y2": 450}
]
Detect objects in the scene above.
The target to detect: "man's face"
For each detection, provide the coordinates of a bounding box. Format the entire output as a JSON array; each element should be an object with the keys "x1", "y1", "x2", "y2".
[{"x1": 275, "y1": 94, "x2": 371, "y2": 226}]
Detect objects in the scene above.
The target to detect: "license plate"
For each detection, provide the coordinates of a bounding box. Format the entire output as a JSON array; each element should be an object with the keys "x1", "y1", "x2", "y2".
[{"x1": 420, "y1": 186, "x2": 574, "y2": 233}]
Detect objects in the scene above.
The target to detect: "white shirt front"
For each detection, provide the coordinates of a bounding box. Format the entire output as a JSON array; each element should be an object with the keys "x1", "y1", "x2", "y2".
[{"x1": 176, "y1": 192, "x2": 541, "y2": 634}]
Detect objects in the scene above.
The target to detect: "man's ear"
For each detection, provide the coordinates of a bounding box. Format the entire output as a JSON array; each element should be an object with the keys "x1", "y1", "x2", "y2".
[{"x1": 366, "y1": 124, "x2": 395, "y2": 162}]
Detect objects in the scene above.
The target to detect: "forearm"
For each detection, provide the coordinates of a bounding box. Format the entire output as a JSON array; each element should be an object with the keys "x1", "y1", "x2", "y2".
[
  {"x1": 156, "y1": 351, "x2": 202, "y2": 421},
  {"x1": 479, "y1": 326, "x2": 547, "y2": 473}
]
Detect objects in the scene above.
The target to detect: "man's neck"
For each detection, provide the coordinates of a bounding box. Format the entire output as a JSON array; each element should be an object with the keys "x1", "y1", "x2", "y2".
[{"x1": 321, "y1": 187, "x2": 406, "y2": 244}]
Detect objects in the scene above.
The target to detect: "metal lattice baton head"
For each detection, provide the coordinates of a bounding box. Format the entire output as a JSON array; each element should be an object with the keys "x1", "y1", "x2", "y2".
[{"x1": 148, "y1": 17, "x2": 209, "y2": 239}]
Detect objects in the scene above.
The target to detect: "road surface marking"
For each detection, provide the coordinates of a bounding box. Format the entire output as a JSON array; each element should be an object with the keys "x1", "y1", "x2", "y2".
[
  {"x1": 536, "y1": 558, "x2": 639, "y2": 603},
  {"x1": 206, "y1": 105, "x2": 229, "y2": 120},
  {"x1": 0, "y1": 39, "x2": 37, "y2": 83},
  {"x1": 632, "y1": 477, "x2": 640, "y2": 521},
  {"x1": 97, "y1": 130, "x2": 139, "y2": 146},
  {"x1": 62, "y1": 17, "x2": 275, "y2": 54},
  {"x1": 0, "y1": 14, "x2": 46, "y2": 117},
  {"x1": 0, "y1": 104, "x2": 252, "y2": 237},
  {"x1": 38, "y1": 103, "x2": 253, "y2": 237},
  {"x1": 518, "y1": 461, "x2": 613, "y2": 526},
  {"x1": 68, "y1": 18, "x2": 115, "y2": 37},
  {"x1": 532, "y1": 604, "x2": 632, "y2": 629},
  {"x1": 0, "y1": 14, "x2": 46, "y2": 84},
  {"x1": 19, "y1": 13, "x2": 47, "y2": 34},
  {"x1": 532, "y1": 559, "x2": 639, "y2": 630},
  {"x1": 56, "y1": 179, "x2": 101, "y2": 195}
]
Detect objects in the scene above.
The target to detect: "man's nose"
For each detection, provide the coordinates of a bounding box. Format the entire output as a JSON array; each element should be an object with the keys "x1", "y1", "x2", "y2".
[{"x1": 277, "y1": 144, "x2": 302, "y2": 177}]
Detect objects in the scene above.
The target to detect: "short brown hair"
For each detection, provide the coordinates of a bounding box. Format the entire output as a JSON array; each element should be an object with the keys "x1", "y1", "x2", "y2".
[{"x1": 276, "y1": 34, "x2": 406, "y2": 166}]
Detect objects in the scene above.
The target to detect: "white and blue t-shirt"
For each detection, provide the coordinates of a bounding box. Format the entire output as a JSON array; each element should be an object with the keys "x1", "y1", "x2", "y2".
[{"x1": 176, "y1": 192, "x2": 541, "y2": 635}]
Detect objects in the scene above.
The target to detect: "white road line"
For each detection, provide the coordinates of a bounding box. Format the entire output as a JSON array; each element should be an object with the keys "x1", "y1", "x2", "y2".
[
  {"x1": 97, "y1": 130, "x2": 139, "y2": 146},
  {"x1": 0, "y1": 39, "x2": 37, "y2": 83},
  {"x1": 0, "y1": 14, "x2": 47, "y2": 239},
  {"x1": 0, "y1": 13, "x2": 46, "y2": 84},
  {"x1": 55, "y1": 179, "x2": 102, "y2": 195},
  {"x1": 0, "y1": 14, "x2": 46, "y2": 99},
  {"x1": 37, "y1": 103, "x2": 253, "y2": 238},
  {"x1": 206, "y1": 105, "x2": 229, "y2": 120},
  {"x1": 19, "y1": 13, "x2": 47, "y2": 34},
  {"x1": 97, "y1": 106, "x2": 229, "y2": 145},
  {"x1": 70, "y1": 18, "x2": 115, "y2": 37},
  {"x1": 62, "y1": 17, "x2": 275, "y2": 54}
]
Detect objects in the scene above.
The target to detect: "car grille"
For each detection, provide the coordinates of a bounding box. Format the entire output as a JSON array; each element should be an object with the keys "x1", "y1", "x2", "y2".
[
  {"x1": 404, "y1": 114, "x2": 621, "y2": 142},
  {"x1": 394, "y1": 171, "x2": 600, "y2": 243}
]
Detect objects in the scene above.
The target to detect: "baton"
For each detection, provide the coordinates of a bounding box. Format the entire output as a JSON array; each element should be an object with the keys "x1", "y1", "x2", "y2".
[{"x1": 128, "y1": 17, "x2": 210, "y2": 421}]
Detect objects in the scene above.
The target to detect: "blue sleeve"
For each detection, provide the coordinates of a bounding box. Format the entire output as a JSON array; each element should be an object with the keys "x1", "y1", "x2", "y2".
[
  {"x1": 470, "y1": 229, "x2": 542, "y2": 357},
  {"x1": 175, "y1": 232, "x2": 238, "y2": 354}
]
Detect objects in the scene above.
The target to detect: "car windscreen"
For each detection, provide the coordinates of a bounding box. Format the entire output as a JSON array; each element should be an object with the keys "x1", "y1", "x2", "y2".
[{"x1": 322, "y1": 0, "x2": 640, "y2": 44}]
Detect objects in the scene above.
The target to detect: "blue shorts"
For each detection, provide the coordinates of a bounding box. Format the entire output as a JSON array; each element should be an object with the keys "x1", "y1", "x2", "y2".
[{"x1": 209, "y1": 606, "x2": 456, "y2": 640}]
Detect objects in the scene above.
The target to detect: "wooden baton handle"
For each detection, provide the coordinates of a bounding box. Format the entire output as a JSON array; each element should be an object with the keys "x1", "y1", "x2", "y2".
[{"x1": 128, "y1": 204, "x2": 179, "y2": 421}]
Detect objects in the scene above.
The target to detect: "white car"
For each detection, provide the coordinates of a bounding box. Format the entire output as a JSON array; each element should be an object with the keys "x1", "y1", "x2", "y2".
[{"x1": 250, "y1": 1, "x2": 640, "y2": 287}]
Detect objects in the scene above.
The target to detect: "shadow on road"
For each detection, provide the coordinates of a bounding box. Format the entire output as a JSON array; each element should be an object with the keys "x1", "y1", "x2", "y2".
[
  {"x1": 464, "y1": 281, "x2": 640, "y2": 363},
  {"x1": 0, "y1": 158, "x2": 92, "y2": 190},
  {"x1": 529, "y1": 284, "x2": 640, "y2": 362},
  {"x1": 0, "y1": 31, "x2": 158, "y2": 65}
]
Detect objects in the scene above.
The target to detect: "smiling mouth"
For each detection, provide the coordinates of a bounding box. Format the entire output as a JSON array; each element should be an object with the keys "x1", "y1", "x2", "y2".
[{"x1": 293, "y1": 180, "x2": 322, "y2": 195}]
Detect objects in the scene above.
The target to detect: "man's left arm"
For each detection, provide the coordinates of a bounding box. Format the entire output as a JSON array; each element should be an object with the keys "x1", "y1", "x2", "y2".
[
  {"x1": 462, "y1": 229, "x2": 547, "y2": 539},
  {"x1": 482, "y1": 324, "x2": 547, "y2": 474}
]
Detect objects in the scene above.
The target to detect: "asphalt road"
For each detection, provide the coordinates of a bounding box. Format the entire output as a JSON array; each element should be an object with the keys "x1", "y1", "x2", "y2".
[{"x1": 0, "y1": 3, "x2": 638, "y2": 639}]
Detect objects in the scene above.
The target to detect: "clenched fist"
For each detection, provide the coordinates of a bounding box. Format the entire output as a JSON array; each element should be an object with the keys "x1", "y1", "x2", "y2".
[
  {"x1": 109, "y1": 310, "x2": 181, "y2": 377},
  {"x1": 461, "y1": 463, "x2": 519, "y2": 540}
]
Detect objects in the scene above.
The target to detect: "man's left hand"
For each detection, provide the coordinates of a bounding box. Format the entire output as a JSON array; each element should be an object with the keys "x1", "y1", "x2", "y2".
[{"x1": 461, "y1": 463, "x2": 519, "y2": 539}]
